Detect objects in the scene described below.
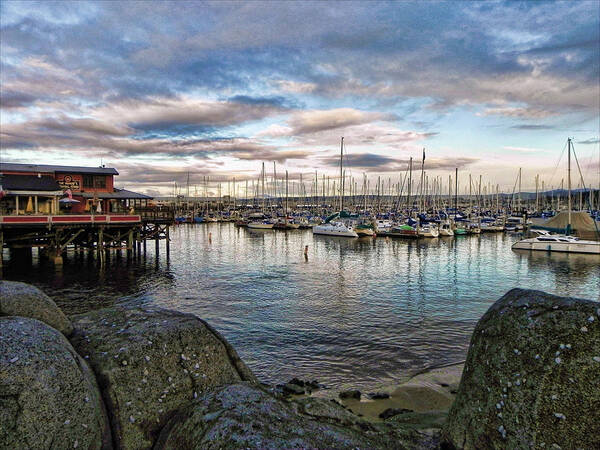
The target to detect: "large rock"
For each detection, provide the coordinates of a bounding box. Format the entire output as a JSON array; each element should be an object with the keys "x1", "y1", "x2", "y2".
[
  {"x1": 0, "y1": 280, "x2": 73, "y2": 336},
  {"x1": 155, "y1": 383, "x2": 440, "y2": 449},
  {"x1": 443, "y1": 288, "x2": 600, "y2": 449},
  {"x1": 69, "y1": 305, "x2": 258, "y2": 450},
  {"x1": 0, "y1": 317, "x2": 111, "y2": 449}
]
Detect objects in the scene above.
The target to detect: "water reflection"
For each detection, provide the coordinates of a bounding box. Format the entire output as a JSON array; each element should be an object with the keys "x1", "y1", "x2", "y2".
[{"x1": 2, "y1": 224, "x2": 598, "y2": 390}]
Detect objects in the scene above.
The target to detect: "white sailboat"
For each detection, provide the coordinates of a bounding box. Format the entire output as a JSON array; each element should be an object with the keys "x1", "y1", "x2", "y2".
[
  {"x1": 418, "y1": 223, "x2": 439, "y2": 237},
  {"x1": 439, "y1": 220, "x2": 454, "y2": 236},
  {"x1": 313, "y1": 137, "x2": 358, "y2": 238},
  {"x1": 248, "y1": 163, "x2": 274, "y2": 229},
  {"x1": 512, "y1": 138, "x2": 600, "y2": 255}
]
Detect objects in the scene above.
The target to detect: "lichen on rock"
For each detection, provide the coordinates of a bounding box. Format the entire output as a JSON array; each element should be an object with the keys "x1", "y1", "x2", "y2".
[
  {"x1": 442, "y1": 288, "x2": 600, "y2": 449},
  {"x1": 69, "y1": 304, "x2": 257, "y2": 450},
  {"x1": 0, "y1": 317, "x2": 110, "y2": 449},
  {"x1": 0, "y1": 280, "x2": 73, "y2": 336}
]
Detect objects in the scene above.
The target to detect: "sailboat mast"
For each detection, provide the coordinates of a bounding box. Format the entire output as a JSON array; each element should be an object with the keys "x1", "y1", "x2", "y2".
[
  {"x1": 285, "y1": 170, "x2": 289, "y2": 222},
  {"x1": 339, "y1": 137, "x2": 344, "y2": 212},
  {"x1": 454, "y1": 168, "x2": 458, "y2": 219},
  {"x1": 408, "y1": 157, "x2": 413, "y2": 212},
  {"x1": 568, "y1": 138, "x2": 572, "y2": 230},
  {"x1": 261, "y1": 162, "x2": 266, "y2": 212}
]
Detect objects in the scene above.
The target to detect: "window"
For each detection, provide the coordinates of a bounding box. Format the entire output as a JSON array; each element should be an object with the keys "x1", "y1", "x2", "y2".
[
  {"x1": 93, "y1": 176, "x2": 106, "y2": 188},
  {"x1": 83, "y1": 175, "x2": 94, "y2": 188}
]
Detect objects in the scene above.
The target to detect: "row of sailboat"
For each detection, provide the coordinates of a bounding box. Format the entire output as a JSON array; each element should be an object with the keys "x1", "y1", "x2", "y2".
[{"x1": 178, "y1": 137, "x2": 598, "y2": 253}]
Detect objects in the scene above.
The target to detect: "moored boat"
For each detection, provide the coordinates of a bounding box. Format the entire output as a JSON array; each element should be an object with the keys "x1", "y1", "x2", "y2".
[{"x1": 512, "y1": 233, "x2": 600, "y2": 254}]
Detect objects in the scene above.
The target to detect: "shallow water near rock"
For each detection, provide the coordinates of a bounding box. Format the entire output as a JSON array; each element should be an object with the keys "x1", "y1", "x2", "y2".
[{"x1": 3, "y1": 223, "x2": 599, "y2": 392}]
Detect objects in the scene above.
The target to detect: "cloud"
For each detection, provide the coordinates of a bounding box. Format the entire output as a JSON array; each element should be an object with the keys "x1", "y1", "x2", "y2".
[
  {"x1": 577, "y1": 138, "x2": 599, "y2": 145},
  {"x1": 503, "y1": 146, "x2": 548, "y2": 153},
  {"x1": 287, "y1": 108, "x2": 396, "y2": 135},
  {"x1": 479, "y1": 107, "x2": 557, "y2": 119},
  {"x1": 273, "y1": 80, "x2": 317, "y2": 94},
  {"x1": 510, "y1": 124, "x2": 555, "y2": 130},
  {"x1": 0, "y1": 90, "x2": 37, "y2": 108},
  {"x1": 320, "y1": 152, "x2": 478, "y2": 172}
]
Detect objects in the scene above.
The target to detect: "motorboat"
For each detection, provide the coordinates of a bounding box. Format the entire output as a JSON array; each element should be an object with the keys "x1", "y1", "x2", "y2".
[
  {"x1": 418, "y1": 223, "x2": 439, "y2": 237},
  {"x1": 439, "y1": 220, "x2": 454, "y2": 236},
  {"x1": 387, "y1": 224, "x2": 419, "y2": 238},
  {"x1": 312, "y1": 221, "x2": 358, "y2": 237},
  {"x1": 512, "y1": 232, "x2": 600, "y2": 255}
]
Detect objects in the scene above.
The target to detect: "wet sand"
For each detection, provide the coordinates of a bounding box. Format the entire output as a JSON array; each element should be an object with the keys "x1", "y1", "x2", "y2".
[{"x1": 333, "y1": 362, "x2": 464, "y2": 422}]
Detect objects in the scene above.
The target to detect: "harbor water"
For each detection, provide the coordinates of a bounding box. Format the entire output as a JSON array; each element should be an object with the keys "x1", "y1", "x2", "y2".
[{"x1": 3, "y1": 223, "x2": 599, "y2": 391}]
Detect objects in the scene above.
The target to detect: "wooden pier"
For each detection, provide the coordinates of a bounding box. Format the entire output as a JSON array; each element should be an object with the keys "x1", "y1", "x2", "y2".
[{"x1": 0, "y1": 208, "x2": 174, "y2": 267}]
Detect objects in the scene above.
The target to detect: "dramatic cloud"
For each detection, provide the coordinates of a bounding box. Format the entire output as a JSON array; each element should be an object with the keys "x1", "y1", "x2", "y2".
[
  {"x1": 577, "y1": 138, "x2": 599, "y2": 145},
  {"x1": 1, "y1": 1, "x2": 598, "y2": 193},
  {"x1": 320, "y1": 153, "x2": 478, "y2": 173}
]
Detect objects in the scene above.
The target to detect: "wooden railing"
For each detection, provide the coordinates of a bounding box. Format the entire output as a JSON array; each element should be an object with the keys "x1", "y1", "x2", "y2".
[{"x1": 134, "y1": 207, "x2": 175, "y2": 223}]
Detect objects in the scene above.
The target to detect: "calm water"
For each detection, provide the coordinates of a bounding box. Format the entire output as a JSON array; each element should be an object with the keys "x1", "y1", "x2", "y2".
[{"x1": 3, "y1": 224, "x2": 599, "y2": 391}]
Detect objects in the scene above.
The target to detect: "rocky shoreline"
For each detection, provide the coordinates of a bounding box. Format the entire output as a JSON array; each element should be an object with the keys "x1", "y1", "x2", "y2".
[{"x1": 1, "y1": 281, "x2": 598, "y2": 449}]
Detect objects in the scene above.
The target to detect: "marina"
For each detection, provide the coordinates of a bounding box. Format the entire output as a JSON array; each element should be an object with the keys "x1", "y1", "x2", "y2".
[
  {"x1": 1, "y1": 1, "x2": 599, "y2": 447},
  {"x1": 2, "y1": 222, "x2": 598, "y2": 391}
]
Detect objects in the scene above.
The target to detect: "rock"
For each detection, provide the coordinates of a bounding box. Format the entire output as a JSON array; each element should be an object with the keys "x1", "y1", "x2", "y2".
[
  {"x1": 282, "y1": 383, "x2": 305, "y2": 395},
  {"x1": 288, "y1": 377, "x2": 305, "y2": 387},
  {"x1": 368, "y1": 391, "x2": 391, "y2": 399},
  {"x1": 69, "y1": 305, "x2": 257, "y2": 450},
  {"x1": 443, "y1": 288, "x2": 600, "y2": 449},
  {"x1": 154, "y1": 383, "x2": 438, "y2": 449},
  {"x1": 339, "y1": 389, "x2": 361, "y2": 400},
  {"x1": 379, "y1": 408, "x2": 414, "y2": 420},
  {"x1": 0, "y1": 280, "x2": 73, "y2": 336},
  {"x1": 306, "y1": 379, "x2": 320, "y2": 390},
  {"x1": 0, "y1": 317, "x2": 110, "y2": 449}
]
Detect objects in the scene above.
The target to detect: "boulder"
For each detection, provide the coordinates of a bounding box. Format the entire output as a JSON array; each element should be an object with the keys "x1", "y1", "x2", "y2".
[
  {"x1": 379, "y1": 407, "x2": 414, "y2": 420},
  {"x1": 69, "y1": 305, "x2": 257, "y2": 450},
  {"x1": 443, "y1": 288, "x2": 600, "y2": 449},
  {"x1": 339, "y1": 389, "x2": 362, "y2": 400},
  {"x1": 0, "y1": 280, "x2": 73, "y2": 336},
  {"x1": 0, "y1": 317, "x2": 111, "y2": 449},
  {"x1": 154, "y1": 383, "x2": 439, "y2": 449}
]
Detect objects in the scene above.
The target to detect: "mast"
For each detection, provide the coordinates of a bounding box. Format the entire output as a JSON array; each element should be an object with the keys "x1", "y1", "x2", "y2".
[
  {"x1": 261, "y1": 162, "x2": 266, "y2": 212},
  {"x1": 567, "y1": 138, "x2": 572, "y2": 230},
  {"x1": 339, "y1": 137, "x2": 344, "y2": 212},
  {"x1": 454, "y1": 168, "x2": 458, "y2": 220},
  {"x1": 285, "y1": 170, "x2": 289, "y2": 224},
  {"x1": 408, "y1": 157, "x2": 413, "y2": 212}
]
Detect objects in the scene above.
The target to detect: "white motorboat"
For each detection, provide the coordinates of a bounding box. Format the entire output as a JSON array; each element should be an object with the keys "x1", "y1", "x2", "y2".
[
  {"x1": 512, "y1": 233, "x2": 600, "y2": 254},
  {"x1": 247, "y1": 220, "x2": 274, "y2": 229},
  {"x1": 439, "y1": 221, "x2": 454, "y2": 236},
  {"x1": 313, "y1": 221, "x2": 358, "y2": 237},
  {"x1": 418, "y1": 224, "x2": 439, "y2": 237},
  {"x1": 375, "y1": 219, "x2": 393, "y2": 233},
  {"x1": 512, "y1": 139, "x2": 600, "y2": 254}
]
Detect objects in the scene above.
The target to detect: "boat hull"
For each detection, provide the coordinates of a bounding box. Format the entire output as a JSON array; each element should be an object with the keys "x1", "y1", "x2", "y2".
[
  {"x1": 312, "y1": 225, "x2": 358, "y2": 237},
  {"x1": 247, "y1": 222, "x2": 274, "y2": 229},
  {"x1": 512, "y1": 240, "x2": 600, "y2": 254}
]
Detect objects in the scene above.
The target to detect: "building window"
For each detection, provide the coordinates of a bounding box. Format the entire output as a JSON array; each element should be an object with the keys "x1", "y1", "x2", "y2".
[
  {"x1": 83, "y1": 175, "x2": 94, "y2": 188},
  {"x1": 93, "y1": 176, "x2": 106, "y2": 188}
]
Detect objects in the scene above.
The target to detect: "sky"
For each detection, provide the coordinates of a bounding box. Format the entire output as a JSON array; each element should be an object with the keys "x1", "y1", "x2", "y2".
[{"x1": 1, "y1": 0, "x2": 599, "y2": 197}]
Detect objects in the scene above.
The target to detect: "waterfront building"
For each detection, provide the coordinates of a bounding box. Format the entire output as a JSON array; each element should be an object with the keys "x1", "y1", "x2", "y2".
[{"x1": 0, "y1": 163, "x2": 152, "y2": 215}]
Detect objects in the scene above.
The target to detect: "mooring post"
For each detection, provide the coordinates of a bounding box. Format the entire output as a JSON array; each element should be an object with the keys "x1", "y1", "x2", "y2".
[
  {"x1": 98, "y1": 227, "x2": 105, "y2": 265},
  {"x1": 155, "y1": 227, "x2": 159, "y2": 255},
  {"x1": 127, "y1": 228, "x2": 133, "y2": 259},
  {"x1": 166, "y1": 225, "x2": 170, "y2": 257}
]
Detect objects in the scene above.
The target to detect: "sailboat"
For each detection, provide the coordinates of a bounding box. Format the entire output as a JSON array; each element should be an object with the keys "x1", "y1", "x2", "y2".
[
  {"x1": 248, "y1": 162, "x2": 275, "y2": 229},
  {"x1": 512, "y1": 138, "x2": 600, "y2": 255},
  {"x1": 313, "y1": 137, "x2": 359, "y2": 237},
  {"x1": 439, "y1": 220, "x2": 454, "y2": 236}
]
